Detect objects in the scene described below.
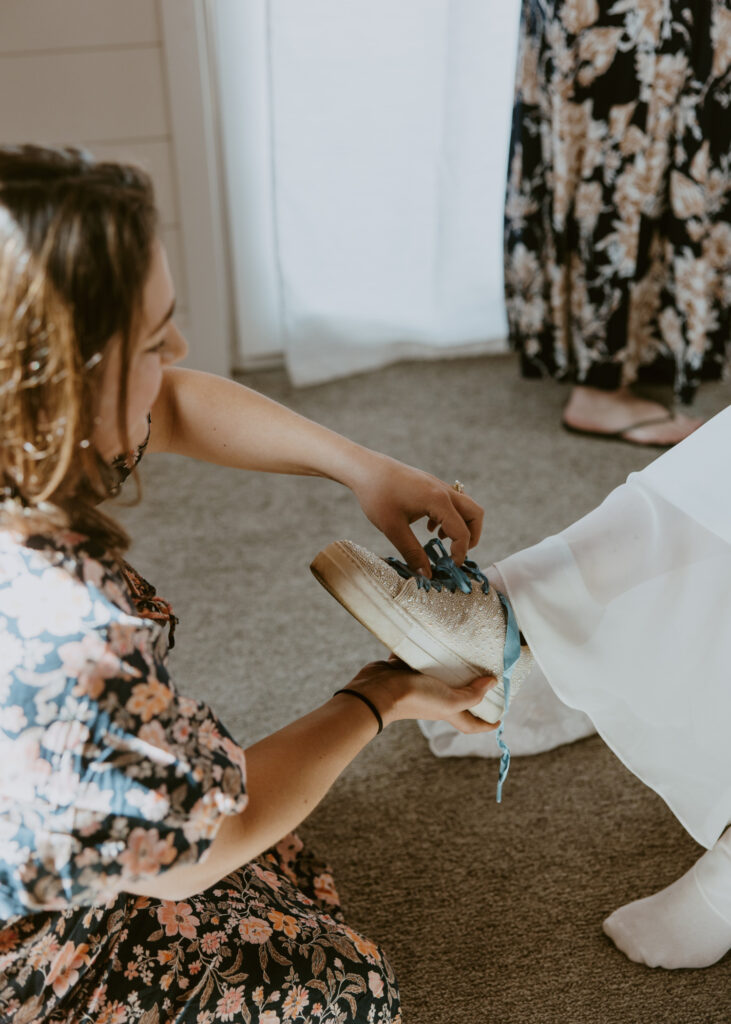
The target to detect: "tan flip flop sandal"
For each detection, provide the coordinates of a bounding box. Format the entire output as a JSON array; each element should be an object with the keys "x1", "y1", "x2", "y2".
[{"x1": 561, "y1": 409, "x2": 679, "y2": 448}]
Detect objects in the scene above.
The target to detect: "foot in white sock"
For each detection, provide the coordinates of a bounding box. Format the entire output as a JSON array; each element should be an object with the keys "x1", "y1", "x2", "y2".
[{"x1": 602, "y1": 827, "x2": 731, "y2": 968}]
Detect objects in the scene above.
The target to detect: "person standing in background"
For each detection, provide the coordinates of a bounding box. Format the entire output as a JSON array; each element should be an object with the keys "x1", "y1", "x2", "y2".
[{"x1": 504, "y1": 0, "x2": 730, "y2": 446}]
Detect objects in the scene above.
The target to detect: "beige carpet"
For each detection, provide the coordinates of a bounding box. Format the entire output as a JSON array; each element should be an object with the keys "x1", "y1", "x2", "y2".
[{"x1": 117, "y1": 355, "x2": 731, "y2": 1024}]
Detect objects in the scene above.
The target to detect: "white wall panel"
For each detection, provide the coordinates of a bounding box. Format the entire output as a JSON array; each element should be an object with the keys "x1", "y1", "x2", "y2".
[
  {"x1": 0, "y1": 0, "x2": 230, "y2": 377},
  {"x1": 0, "y1": 0, "x2": 159, "y2": 52},
  {"x1": 0, "y1": 50, "x2": 167, "y2": 142},
  {"x1": 210, "y1": 0, "x2": 283, "y2": 367},
  {"x1": 159, "y1": 0, "x2": 231, "y2": 376}
]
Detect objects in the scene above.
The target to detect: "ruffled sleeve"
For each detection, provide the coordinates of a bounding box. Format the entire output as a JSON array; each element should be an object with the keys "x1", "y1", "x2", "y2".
[{"x1": 0, "y1": 538, "x2": 248, "y2": 916}]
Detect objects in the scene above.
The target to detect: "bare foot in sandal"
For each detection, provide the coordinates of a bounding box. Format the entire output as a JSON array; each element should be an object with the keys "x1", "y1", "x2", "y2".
[{"x1": 562, "y1": 386, "x2": 704, "y2": 447}]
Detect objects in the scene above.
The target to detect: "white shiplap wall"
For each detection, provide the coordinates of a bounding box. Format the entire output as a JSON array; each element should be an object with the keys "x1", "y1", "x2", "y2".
[{"x1": 0, "y1": 0, "x2": 230, "y2": 376}]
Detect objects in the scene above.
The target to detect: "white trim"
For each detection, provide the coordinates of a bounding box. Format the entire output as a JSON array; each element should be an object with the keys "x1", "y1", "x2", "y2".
[
  {"x1": 158, "y1": 0, "x2": 232, "y2": 377},
  {"x1": 208, "y1": 0, "x2": 284, "y2": 365}
]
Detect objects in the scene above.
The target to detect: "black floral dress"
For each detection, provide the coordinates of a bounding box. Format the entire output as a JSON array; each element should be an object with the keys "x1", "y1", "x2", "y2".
[
  {"x1": 0, "y1": 443, "x2": 401, "y2": 1023},
  {"x1": 504, "y1": 0, "x2": 731, "y2": 402}
]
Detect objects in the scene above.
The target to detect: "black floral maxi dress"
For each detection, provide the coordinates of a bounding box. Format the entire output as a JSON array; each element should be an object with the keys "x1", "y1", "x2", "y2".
[
  {"x1": 504, "y1": 0, "x2": 731, "y2": 402},
  {"x1": 0, "y1": 444, "x2": 401, "y2": 1024}
]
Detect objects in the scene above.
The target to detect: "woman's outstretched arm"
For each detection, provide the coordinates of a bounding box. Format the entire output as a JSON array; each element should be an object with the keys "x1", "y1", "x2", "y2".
[
  {"x1": 147, "y1": 367, "x2": 483, "y2": 574},
  {"x1": 122, "y1": 662, "x2": 496, "y2": 902}
]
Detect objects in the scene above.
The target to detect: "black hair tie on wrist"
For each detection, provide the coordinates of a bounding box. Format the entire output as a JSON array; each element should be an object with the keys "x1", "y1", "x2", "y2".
[{"x1": 333, "y1": 688, "x2": 384, "y2": 734}]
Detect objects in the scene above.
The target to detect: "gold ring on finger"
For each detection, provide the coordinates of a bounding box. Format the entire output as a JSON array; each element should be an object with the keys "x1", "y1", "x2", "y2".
[{"x1": 452, "y1": 480, "x2": 465, "y2": 494}]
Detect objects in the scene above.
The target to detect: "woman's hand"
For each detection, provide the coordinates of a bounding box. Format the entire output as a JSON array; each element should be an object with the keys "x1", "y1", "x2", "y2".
[
  {"x1": 344, "y1": 450, "x2": 484, "y2": 577},
  {"x1": 152, "y1": 372, "x2": 483, "y2": 578},
  {"x1": 338, "y1": 657, "x2": 500, "y2": 735}
]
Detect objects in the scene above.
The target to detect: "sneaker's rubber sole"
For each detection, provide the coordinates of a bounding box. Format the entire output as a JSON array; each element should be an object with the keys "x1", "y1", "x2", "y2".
[{"x1": 310, "y1": 542, "x2": 506, "y2": 723}]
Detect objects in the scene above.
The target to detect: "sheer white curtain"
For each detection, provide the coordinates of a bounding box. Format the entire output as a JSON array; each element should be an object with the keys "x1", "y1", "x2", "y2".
[{"x1": 212, "y1": 0, "x2": 521, "y2": 385}]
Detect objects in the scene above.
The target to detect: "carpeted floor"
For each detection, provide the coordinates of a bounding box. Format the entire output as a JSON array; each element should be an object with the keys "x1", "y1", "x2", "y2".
[{"x1": 116, "y1": 355, "x2": 731, "y2": 1024}]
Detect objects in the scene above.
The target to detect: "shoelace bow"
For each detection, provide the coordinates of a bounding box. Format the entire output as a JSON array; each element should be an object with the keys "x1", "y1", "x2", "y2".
[
  {"x1": 386, "y1": 538, "x2": 519, "y2": 802},
  {"x1": 386, "y1": 538, "x2": 491, "y2": 594}
]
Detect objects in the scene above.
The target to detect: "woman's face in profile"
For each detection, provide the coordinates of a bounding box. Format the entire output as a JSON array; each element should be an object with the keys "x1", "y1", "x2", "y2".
[{"x1": 93, "y1": 240, "x2": 187, "y2": 461}]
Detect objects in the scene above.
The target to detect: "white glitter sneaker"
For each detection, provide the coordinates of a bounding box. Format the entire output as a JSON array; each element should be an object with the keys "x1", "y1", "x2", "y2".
[{"x1": 310, "y1": 538, "x2": 533, "y2": 724}]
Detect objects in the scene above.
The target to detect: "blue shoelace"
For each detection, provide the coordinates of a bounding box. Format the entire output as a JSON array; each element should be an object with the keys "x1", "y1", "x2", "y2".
[{"x1": 386, "y1": 538, "x2": 521, "y2": 802}]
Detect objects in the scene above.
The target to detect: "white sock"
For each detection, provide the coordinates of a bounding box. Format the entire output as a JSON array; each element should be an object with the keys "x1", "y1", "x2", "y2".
[{"x1": 603, "y1": 827, "x2": 731, "y2": 969}]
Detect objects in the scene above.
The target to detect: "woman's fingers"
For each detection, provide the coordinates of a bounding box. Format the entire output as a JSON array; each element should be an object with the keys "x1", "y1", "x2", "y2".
[
  {"x1": 354, "y1": 455, "x2": 485, "y2": 571},
  {"x1": 450, "y1": 490, "x2": 484, "y2": 549},
  {"x1": 446, "y1": 676, "x2": 501, "y2": 733},
  {"x1": 418, "y1": 493, "x2": 472, "y2": 566},
  {"x1": 449, "y1": 709, "x2": 500, "y2": 734},
  {"x1": 422, "y1": 489, "x2": 483, "y2": 566},
  {"x1": 453, "y1": 674, "x2": 497, "y2": 707},
  {"x1": 384, "y1": 521, "x2": 433, "y2": 576}
]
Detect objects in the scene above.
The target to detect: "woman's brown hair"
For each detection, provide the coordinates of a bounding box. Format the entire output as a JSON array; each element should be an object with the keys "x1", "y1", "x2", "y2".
[{"x1": 0, "y1": 144, "x2": 158, "y2": 553}]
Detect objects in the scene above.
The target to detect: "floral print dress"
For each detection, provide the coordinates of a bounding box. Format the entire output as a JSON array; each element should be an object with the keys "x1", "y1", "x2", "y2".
[
  {"x1": 0, "y1": 455, "x2": 401, "y2": 1023},
  {"x1": 504, "y1": 0, "x2": 731, "y2": 402}
]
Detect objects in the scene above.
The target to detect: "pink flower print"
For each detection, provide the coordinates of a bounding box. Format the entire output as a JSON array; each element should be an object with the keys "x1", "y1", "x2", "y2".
[
  {"x1": 106, "y1": 622, "x2": 139, "y2": 656},
  {"x1": 197, "y1": 718, "x2": 220, "y2": 750},
  {"x1": 80, "y1": 556, "x2": 105, "y2": 589},
  {"x1": 119, "y1": 828, "x2": 178, "y2": 875},
  {"x1": 215, "y1": 985, "x2": 245, "y2": 1022},
  {"x1": 0, "y1": 927, "x2": 19, "y2": 955},
  {"x1": 138, "y1": 719, "x2": 174, "y2": 755},
  {"x1": 200, "y1": 931, "x2": 223, "y2": 954},
  {"x1": 157, "y1": 901, "x2": 200, "y2": 939},
  {"x1": 71, "y1": 672, "x2": 105, "y2": 701},
  {"x1": 177, "y1": 696, "x2": 199, "y2": 718},
  {"x1": 58, "y1": 633, "x2": 106, "y2": 675},
  {"x1": 62, "y1": 634, "x2": 132, "y2": 701},
  {"x1": 268, "y1": 911, "x2": 299, "y2": 938},
  {"x1": 126, "y1": 679, "x2": 172, "y2": 722},
  {"x1": 252, "y1": 864, "x2": 281, "y2": 890},
  {"x1": 97, "y1": 1001, "x2": 129, "y2": 1024},
  {"x1": 172, "y1": 718, "x2": 192, "y2": 744},
  {"x1": 237, "y1": 917, "x2": 272, "y2": 944},
  {"x1": 47, "y1": 941, "x2": 90, "y2": 998},
  {"x1": 260, "y1": 1013, "x2": 282, "y2": 1024},
  {"x1": 274, "y1": 833, "x2": 303, "y2": 884},
  {"x1": 27, "y1": 933, "x2": 60, "y2": 970},
  {"x1": 123, "y1": 959, "x2": 140, "y2": 980},
  {"x1": 220, "y1": 736, "x2": 247, "y2": 775},
  {"x1": 275, "y1": 833, "x2": 303, "y2": 861},
  {"x1": 282, "y1": 985, "x2": 309, "y2": 1020},
  {"x1": 368, "y1": 971, "x2": 385, "y2": 998},
  {"x1": 344, "y1": 926, "x2": 381, "y2": 962},
  {"x1": 313, "y1": 872, "x2": 340, "y2": 907}
]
